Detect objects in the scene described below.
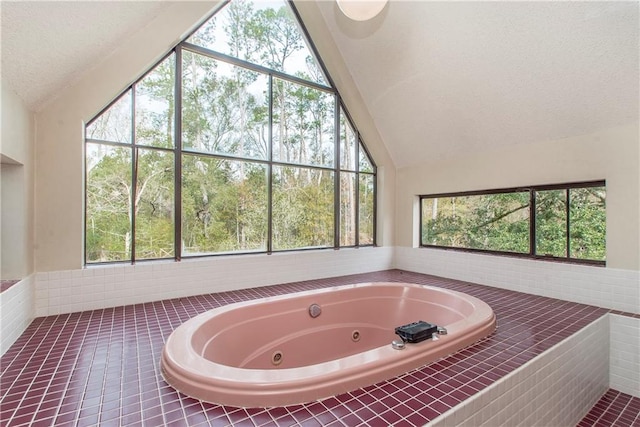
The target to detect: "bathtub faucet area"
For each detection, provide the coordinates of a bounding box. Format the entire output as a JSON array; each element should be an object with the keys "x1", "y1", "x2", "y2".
[{"x1": 308, "y1": 303, "x2": 322, "y2": 318}]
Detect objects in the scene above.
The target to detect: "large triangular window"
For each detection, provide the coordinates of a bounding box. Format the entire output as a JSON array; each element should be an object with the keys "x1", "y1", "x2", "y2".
[{"x1": 85, "y1": 0, "x2": 376, "y2": 264}]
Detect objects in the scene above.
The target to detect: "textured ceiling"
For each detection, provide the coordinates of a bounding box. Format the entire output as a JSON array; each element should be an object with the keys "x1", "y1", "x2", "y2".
[
  {"x1": 1, "y1": 1, "x2": 638, "y2": 167},
  {"x1": 1, "y1": 1, "x2": 173, "y2": 111},
  {"x1": 317, "y1": 1, "x2": 639, "y2": 167}
]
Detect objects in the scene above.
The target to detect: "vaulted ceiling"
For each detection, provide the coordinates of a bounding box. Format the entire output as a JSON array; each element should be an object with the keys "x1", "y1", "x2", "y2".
[
  {"x1": 2, "y1": 1, "x2": 638, "y2": 168},
  {"x1": 1, "y1": 1, "x2": 173, "y2": 110},
  {"x1": 316, "y1": 1, "x2": 639, "y2": 167}
]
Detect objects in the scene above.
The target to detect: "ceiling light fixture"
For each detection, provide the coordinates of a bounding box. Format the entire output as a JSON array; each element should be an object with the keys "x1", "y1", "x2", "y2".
[{"x1": 336, "y1": 0, "x2": 388, "y2": 21}]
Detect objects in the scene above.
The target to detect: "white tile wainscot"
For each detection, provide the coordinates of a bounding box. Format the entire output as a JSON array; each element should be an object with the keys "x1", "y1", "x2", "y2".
[
  {"x1": 609, "y1": 314, "x2": 640, "y2": 397},
  {"x1": 35, "y1": 247, "x2": 394, "y2": 316},
  {"x1": 0, "y1": 275, "x2": 35, "y2": 356},
  {"x1": 394, "y1": 246, "x2": 640, "y2": 314},
  {"x1": 429, "y1": 315, "x2": 610, "y2": 427}
]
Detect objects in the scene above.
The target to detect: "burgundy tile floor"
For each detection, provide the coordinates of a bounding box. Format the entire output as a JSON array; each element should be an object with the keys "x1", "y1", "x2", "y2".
[
  {"x1": 0, "y1": 280, "x2": 20, "y2": 293},
  {"x1": 578, "y1": 389, "x2": 640, "y2": 427},
  {"x1": 0, "y1": 269, "x2": 625, "y2": 426}
]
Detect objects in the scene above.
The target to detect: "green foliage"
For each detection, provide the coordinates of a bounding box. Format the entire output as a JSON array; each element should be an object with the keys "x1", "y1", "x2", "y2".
[
  {"x1": 272, "y1": 78, "x2": 334, "y2": 166},
  {"x1": 136, "y1": 55, "x2": 175, "y2": 149},
  {"x1": 85, "y1": 145, "x2": 132, "y2": 262},
  {"x1": 135, "y1": 149, "x2": 174, "y2": 259},
  {"x1": 535, "y1": 190, "x2": 566, "y2": 257},
  {"x1": 182, "y1": 156, "x2": 268, "y2": 254},
  {"x1": 272, "y1": 167, "x2": 334, "y2": 249},
  {"x1": 422, "y1": 193, "x2": 530, "y2": 253},
  {"x1": 422, "y1": 187, "x2": 606, "y2": 261},
  {"x1": 359, "y1": 174, "x2": 375, "y2": 245},
  {"x1": 570, "y1": 187, "x2": 606, "y2": 261}
]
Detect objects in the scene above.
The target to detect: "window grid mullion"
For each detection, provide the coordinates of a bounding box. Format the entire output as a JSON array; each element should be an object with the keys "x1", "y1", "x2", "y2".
[
  {"x1": 334, "y1": 94, "x2": 340, "y2": 248},
  {"x1": 130, "y1": 89, "x2": 137, "y2": 264},
  {"x1": 180, "y1": 42, "x2": 333, "y2": 94},
  {"x1": 267, "y1": 74, "x2": 274, "y2": 254},
  {"x1": 530, "y1": 189, "x2": 536, "y2": 256},
  {"x1": 566, "y1": 188, "x2": 571, "y2": 259},
  {"x1": 372, "y1": 166, "x2": 377, "y2": 246},
  {"x1": 355, "y1": 132, "x2": 361, "y2": 247},
  {"x1": 175, "y1": 48, "x2": 183, "y2": 261}
]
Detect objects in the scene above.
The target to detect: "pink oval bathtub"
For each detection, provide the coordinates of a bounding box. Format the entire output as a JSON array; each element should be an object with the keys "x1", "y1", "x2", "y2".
[{"x1": 161, "y1": 282, "x2": 496, "y2": 407}]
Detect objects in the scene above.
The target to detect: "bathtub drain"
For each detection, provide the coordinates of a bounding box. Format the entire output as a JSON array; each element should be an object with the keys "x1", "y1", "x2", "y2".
[
  {"x1": 351, "y1": 330, "x2": 361, "y2": 342},
  {"x1": 272, "y1": 351, "x2": 283, "y2": 366}
]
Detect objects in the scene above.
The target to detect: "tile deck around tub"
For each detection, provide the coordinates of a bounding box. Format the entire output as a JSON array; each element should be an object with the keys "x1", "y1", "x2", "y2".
[
  {"x1": 0, "y1": 270, "x2": 611, "y2": 426},
  {"x1": 0, "y1": 280, "x2": 20, "y2": 293}
]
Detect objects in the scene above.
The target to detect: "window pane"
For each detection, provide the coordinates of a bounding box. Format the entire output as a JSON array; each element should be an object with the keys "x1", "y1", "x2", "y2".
[
  {"x1": 422, "y1": 192, "x2": 530, "y2": 253},
  {"x1": 135, "y1": 55, "x2": 175, "y2": 148},
  {"x1": 340, "y1": 172, "x2": 356, "y2": 246},
  {"x1": 86, "y1": 143, "x2": 132, "y2": 262},
  {"x1": 272, "y1": 78, "x2": 335, "y2": 167},
  {"x1": 535, "y1": 190, "x2": 567, "y2": 257},
  {"x1": 359, "y1": 174, "x2": 375, "y2": 245},
  {"x1": 86, "y1": 91, "x2": 132, "y2": 143},
  {"x1": 570, "y1": 187, "x2": 606, "y2": 261},
  {"x1": 272, "y1": 166, "x2": 334, "y2": 250},
  {"x1": 359, "y1": 143, "x2": 374, "y2": 173},
  {"x1": 182, "y1": 155, "x2": 267, "y2": 255},
  {"x1": 188, "y1": 0, "x2": 328, "y2": 86},
  {"x1": 340, "y1": 108, "x2": 356, "y2": 171},
  {"x1": 182, "y1": 51, "x2": 269, "y2": 159},
  {"x1": 135, "y1": 149, "x2": 174, "y2": 259}
]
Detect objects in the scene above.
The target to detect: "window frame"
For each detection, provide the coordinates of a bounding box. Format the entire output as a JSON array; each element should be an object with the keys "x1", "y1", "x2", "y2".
[
  {"x1": 419, "y1": 180, "x2": 606, "y2": 266},
  {"x1": 83, "y1": 0, "x2": 377, "y2": 266}
]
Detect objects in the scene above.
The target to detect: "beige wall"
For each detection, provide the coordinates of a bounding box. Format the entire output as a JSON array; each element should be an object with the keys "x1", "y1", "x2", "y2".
[
  {"x1": 1, "y1": 82, "x2": 35, "y2": 279},
  {"x1": 33, "y1": 1, "x2": 396, "y2": 272},
  {"x1": 395, "y1": 122, "x2": 640, "y2": 270}
]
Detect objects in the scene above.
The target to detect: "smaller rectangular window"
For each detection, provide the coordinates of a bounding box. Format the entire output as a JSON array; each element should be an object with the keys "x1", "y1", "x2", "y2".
[{"x1": 420, "y1": 181, "x2": 605, "y2": 265}]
